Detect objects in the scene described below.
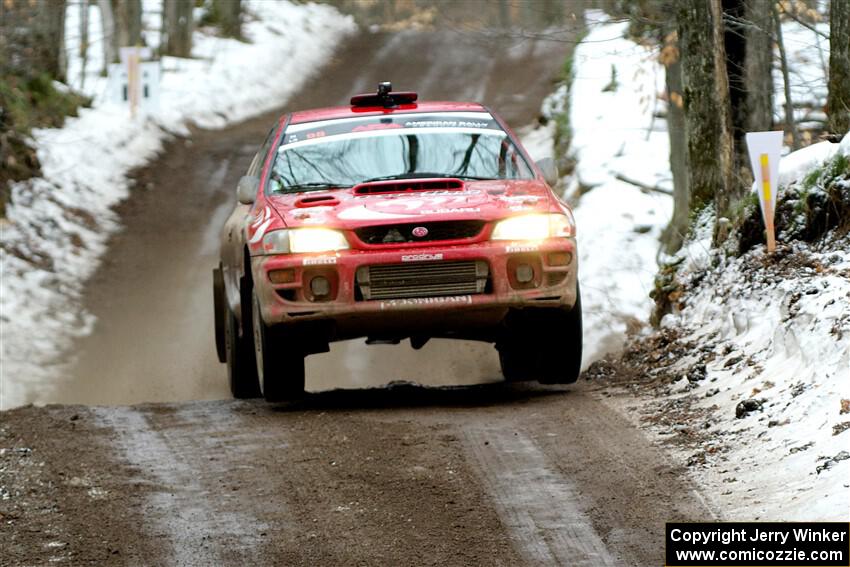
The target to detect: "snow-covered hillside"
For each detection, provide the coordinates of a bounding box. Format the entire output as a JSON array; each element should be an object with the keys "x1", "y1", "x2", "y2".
[
  {"x1": 561, "y1": 12, "x2": 848, "y2": 520},
  {"x1": 0, "y1": 1, "x2": 356, "y2": 409}
]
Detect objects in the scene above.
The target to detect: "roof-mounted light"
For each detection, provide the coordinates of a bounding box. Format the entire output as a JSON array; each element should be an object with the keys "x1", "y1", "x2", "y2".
[{"x1": 350, "y1": 82, "x2": 418, "y2": 108}]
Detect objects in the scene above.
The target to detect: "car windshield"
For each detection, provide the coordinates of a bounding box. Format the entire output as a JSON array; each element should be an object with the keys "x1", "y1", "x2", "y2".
[{"x1": 269, "y1": 113, "x2": 534, "y2": 193}]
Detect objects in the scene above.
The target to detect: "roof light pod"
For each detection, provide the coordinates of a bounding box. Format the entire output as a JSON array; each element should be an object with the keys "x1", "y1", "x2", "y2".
[{"x1": 350, "y1": 82, "x2": 418, "y2": 108}]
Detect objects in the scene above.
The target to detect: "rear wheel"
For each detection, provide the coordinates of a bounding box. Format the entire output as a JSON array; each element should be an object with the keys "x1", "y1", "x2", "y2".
[
  {"x1": 499, "y1": 285, "x2": 583, "y2": 385},
  {"x1": 225, "y1": 303, "x2": 261, "y2": 399},
  {"x1": 252, "y1": 292, "x2": 305, "y2": 402}
]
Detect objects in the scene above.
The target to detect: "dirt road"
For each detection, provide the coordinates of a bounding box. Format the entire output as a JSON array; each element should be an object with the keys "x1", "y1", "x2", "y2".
[
  {"x1": 2, "y1": 28, "x2": 717, "y2": 566},
  {"x1": 1, "y1": 384, "x2": 715, "y2": 566}
]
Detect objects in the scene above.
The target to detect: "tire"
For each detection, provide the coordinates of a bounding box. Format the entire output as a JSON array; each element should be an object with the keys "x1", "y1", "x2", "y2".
[
  {"x1": 538, "y1": 286, "x2": 582, "y2": 384},
  {"x1": 213, "y1": 267, "x2": 227, "y2": 363},
  {"x1": 498, "y1": 346, "x2": 528, "y2": 382},
  {"x1": 225, "y1": 304, "x2": 261, "y2": 399},
  {"x1": 498, "y1": 285, "x2": 583, "y2": 385},
  {"x1": 252, "y1": 292, "x2": 305, "y2": 403}
]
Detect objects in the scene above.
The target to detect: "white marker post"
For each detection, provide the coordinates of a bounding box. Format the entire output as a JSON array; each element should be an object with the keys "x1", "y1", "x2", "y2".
[
  {"x1": 118, "y1": 46, "x2": 154, "y2": 119},
  {"x1": 746, "y1": 131, "x2": 783, "y2": 254}
]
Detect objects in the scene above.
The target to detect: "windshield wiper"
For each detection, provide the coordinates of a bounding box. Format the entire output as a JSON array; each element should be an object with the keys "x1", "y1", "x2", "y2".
[{"x1": 360, "y1": 173, "x2": 496, "y2": 183}]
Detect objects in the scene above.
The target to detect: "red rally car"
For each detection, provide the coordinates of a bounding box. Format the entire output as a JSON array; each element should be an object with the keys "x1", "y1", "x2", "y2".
[{"x1": 213, "y1": 83, "x2": 582, "y2": 402}]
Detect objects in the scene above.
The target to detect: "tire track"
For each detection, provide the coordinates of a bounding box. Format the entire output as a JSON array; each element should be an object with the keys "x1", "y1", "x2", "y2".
[
  {"x1": 463, "y1": 425, "x2": 616, "y2": 566},
  {"x1": 93, "y1": 404, "x2": 281, "y2": 566}
]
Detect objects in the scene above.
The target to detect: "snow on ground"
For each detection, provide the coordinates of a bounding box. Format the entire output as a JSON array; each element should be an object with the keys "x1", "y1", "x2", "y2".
[
  {"x1": 564, "y1": 12, "x2": 672, "y2": 367},
  {"x1": 0, "y1": 2, "x2": 356, "y2": 409},
  {"x1": 561, "y1": 11, "x2": 847, "y2": 520},
  {"x1": 658, "y1": 140, "x2": 850, "y2": 521}
]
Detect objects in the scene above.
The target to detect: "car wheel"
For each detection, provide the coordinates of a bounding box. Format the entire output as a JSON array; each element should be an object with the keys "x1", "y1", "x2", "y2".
[
  {"x1": 213, "y1": 267, "x2": 227, "y2": 363},
  {"x1": 498, "y1": 284, "x2": 583, "y2": 385},
  {"x1": 225, "y1": 303, "x2": 261, "y2": 399},
  {"x1": 498, "y1": 346, "x2": 528, "y2": 382},
  {"x1": 252, "y1": 292, "x2": 305, "y2": 403},
  {"x1": 537, "y1": 286, "x2": 582, "y2": 384}
]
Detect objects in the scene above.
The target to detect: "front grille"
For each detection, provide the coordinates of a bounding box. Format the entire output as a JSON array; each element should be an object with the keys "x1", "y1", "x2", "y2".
[
  {"x1": 356, "y1": 260, "x2": 489, "y2": 300},
  {"x1": 354, "y1": 220, "x2": 485, "y2": 245}
]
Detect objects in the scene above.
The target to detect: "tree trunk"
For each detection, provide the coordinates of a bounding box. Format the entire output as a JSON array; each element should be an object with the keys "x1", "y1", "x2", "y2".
[
  {"x1": 212, "y1": 0, "x2": 241, "y2": 38},
  {"x1": 744, "y1": 0, "x2": 773, "y2": 133},
  {"x1": 98, "y1": 0, "x2": 116, "y2": 71},
  {"x1": 712, "y1": 0, "x2": 739, "y2": 236},
  {"x1": 775, "y1": 5, "x2": 800, "y2": 149},
  {"x1": 497, "y1": 0, "x2": 510, "y2": 28},
  {"x1": 721, "y1": 0, "x2": 748, "y2": 160},
  {"x1": 112, "y1": 0, "x2": 143, "y2": 54},
  {"x1": 0, "y1": 0, "x2": 64, "y2": 81},
  {"x1": 827, "y1": 0, "x2": 850, "y2": 134},
  {"x1": 44, "y1": 0, "x2": 67, "y2": 81},
  {"x1": 677, "y1": 1, "x2": 725, "y2": 214},
  {"x1": 540, "y1": 0, "x2": 562, "y2": 26},
  {"x1": 80, "y1": 0, "x2": 90, "y2": 89},
  {"x1": 661, "y1": 51, "x2": 690, "y2": 254},
  {"x1": 162, "y1": 0, "x2": 194, "y2": 58}
]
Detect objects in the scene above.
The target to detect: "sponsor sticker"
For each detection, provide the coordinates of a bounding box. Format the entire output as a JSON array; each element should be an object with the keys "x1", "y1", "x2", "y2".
[
  {"x1": 506, "y1": 244, "x2": 539, "y2": 253},
  {"x1": 380, "y1": 295, "x2": 472, "y2": 310},
  {"x1": 302, "y1": 256, "x2": 338, "y2": 266},
  {"x1": 420, "y1": 207, "x2": 481, "y2": 215},
  {"x1": 401, "y1": 253, "x2": 444, "y2": 262}
]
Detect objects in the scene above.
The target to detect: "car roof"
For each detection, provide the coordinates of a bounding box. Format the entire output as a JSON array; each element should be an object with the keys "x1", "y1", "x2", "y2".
[{"x1": 288, "y1": 101, "x2": 488, "y2": 125}]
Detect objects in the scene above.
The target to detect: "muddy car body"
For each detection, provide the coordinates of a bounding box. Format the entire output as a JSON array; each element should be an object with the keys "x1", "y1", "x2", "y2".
[{"x1": 213, "y1": 85, "x2": 582, "y2": 401}]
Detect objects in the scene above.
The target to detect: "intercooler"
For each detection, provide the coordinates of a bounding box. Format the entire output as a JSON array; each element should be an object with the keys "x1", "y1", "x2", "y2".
[{"x1": 356, "y1": 260, "x2": 489, "y2": 300}]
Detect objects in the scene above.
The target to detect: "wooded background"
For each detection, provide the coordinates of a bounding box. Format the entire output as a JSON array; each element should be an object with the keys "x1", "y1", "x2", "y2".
[{"x1": 1, "y1": 0, "x2": 848, "y2": 245}]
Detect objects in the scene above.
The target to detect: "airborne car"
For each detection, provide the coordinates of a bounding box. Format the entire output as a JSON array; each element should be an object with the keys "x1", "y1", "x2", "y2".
[{"x1": 213, "y1": 83, "x2": 581, "y2": 401}]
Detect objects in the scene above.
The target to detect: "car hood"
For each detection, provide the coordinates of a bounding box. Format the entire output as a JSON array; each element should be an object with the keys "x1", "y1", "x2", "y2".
[{"x1": 267, "y1": 179, "x2": 555, "y2": 229}]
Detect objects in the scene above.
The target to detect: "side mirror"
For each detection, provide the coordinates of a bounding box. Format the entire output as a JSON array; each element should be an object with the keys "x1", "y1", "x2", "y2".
[
  {"x1": 237, "y1": 176, "x2": 259, "y2": 205},
  {"x1": 536, "y1": 157, "x2": 559, "y2": 187}
]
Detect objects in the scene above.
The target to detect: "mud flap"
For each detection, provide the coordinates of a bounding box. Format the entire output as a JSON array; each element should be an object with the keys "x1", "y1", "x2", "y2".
[{"x1": 213, "y1": 267, "x2": 227, "y2": 363}]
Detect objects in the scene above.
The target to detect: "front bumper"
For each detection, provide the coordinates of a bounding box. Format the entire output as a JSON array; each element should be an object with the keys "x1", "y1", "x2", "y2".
[{"x1": 251, "y1": 237, "x2": 578, "y2": 340}]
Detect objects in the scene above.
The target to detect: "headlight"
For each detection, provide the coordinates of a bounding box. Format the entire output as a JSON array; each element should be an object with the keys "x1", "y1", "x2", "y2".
[
  {"x1": 261, "y1": 228, "x2": 349, "y2": 254},
  {"x1": 491, "y1": 213, "x2": 574, "y2": 241}
]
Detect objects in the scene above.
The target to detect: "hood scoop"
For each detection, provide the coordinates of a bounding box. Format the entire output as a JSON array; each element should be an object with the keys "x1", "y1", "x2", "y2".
[
  {"x1": 353, "y1": 178, "x2": 464, "y2": 196},
  {"x1": 294, "y1": 194, "x2": 340, "y2": 208}
]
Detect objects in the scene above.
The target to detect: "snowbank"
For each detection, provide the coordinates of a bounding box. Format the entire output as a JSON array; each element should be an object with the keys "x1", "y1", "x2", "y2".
[
  {"x1": 566, "y1": 12, "x2": 673, "y2": 366},
  {"x1": 0, "y1": 1, "x2": 356, "y2": 409},
  {"x1": 566, "y1": 11, "x2": 846, "y2": 520},
  {"x1": 673, "y1": 239, "x2": 849, "y2": 521},
  {"x1": 659, "y1": 140, "x2": 850, "y2": 521}
]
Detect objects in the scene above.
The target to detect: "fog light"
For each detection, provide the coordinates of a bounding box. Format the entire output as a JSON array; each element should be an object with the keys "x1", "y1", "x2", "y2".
[
  {"x1": 310, "y1": 276, "x2": 330, "y2": 297},
  {"x1": 269, "y1": 268, "x2": 295, "y2": 284},
  {"x1": 547, "y1": 252, "x2": 572, "y2": 266},
  {"x1": 516, "y1": 264, "x2": 534, "y2": 283}
]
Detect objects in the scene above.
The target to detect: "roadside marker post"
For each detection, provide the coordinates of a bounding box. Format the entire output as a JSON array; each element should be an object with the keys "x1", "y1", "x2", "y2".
[
  {"x1": 745, "y1": 131, "x2": 783, "y2": 254},
  {"x1": 110, "y1": 47, "x2": 159, "y2": 118}
]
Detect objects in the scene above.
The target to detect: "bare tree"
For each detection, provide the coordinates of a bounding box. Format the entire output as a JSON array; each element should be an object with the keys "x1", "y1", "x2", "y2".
[
  {"x1": 712, "y1": 0, "x2": 741, "y2": 234},
  {"x1": 79, "y1": 0, "x2": 91, "y2": 88},
  {"x1": 775, "y1": 4, "x2": 800, "y2": 149},
  {"x1": 162, "y1": 0, "x2": 194, "y2": 58},
  {"x1": 677, "y1": 1, "x2": 727, "y2": 217},
  {"x1": 660, "y1": 30, "x2": 690, "y2": 255},
  {"x1": 98, "y1": 0, "x2": 116, "y2": 71},
  {"x1": 112, "y1": 0, "x2": 143, "y2": 51},
  {"x1": 0, "y1": 0, "x2": 67, "y2": 81},
  {"x1": 212, "y1": 0, "x2": 242, "y2": 38},
  {"x1": 828, "y1": 0, "x2": 850, "y2": 134},
  {"x1": 744, "y1": 0, "x2": 773, "y2": 133}
]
